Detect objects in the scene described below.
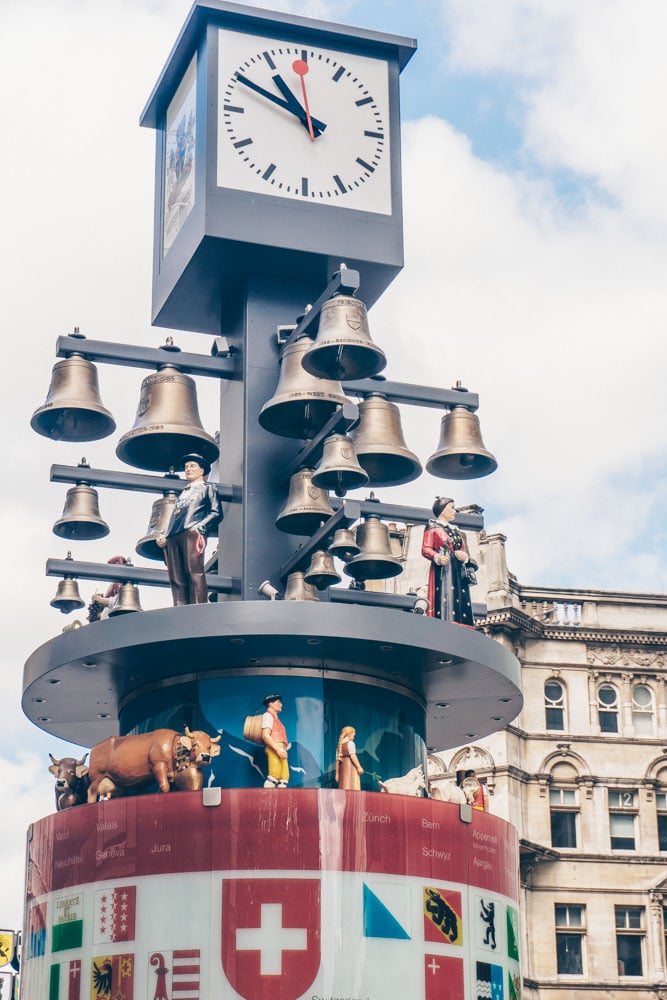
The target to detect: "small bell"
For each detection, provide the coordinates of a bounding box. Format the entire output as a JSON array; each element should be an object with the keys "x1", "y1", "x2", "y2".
[
  {"x1": 283, "y1": 572, "x2": 320, "y2": 601},
  {"x1": 53, "y1": 483, "x2": 110, "y2": 541},
  {"x1": 135, "y1": 491, "x2": 178, "y2": 561},
  {"x1": 304, "y1": 550, "x2": 342, "y2": 590},
  {"x1": 344, "y1": 516, "x2": 403, "y2": 582},
  {"x1": 31, "y1": 354, "x2": 116, "y2": 442},
  {"x1": 50, "y1": 577, "x2": 85, "y2": 614},
  {"x1": 108, "y1": 582, "x2": 143, "y2": 616},
  {"x1": 275, "y1": 469, "x2": 334, "y2": 536},
  {"x1": 426, "y1": 406, "x2": 498, "y2": 480},
  {"x1": 350, "y1": 394, "x2": 422, "y2": 486},
  {"x1": 302, "y1": 295, "x2": 386, "y2": 380},
  {"x1": 328, "y1": 527, "x2": 361, "y2": 562},
  {"x1": 311, "y1": 433, "x2": 368, "y2": 497}
]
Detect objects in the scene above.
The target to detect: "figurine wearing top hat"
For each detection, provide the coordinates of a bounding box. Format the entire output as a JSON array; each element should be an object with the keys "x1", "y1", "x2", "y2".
[
  {"x1": 156, "y1": 453, "x2": 222, "y2": 605},
  {"x1": 421, "y1": 496, "x2": 476, "y2": 625}
]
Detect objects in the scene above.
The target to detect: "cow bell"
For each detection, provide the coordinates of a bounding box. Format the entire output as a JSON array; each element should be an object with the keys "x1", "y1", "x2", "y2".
[
  {"x1": 275, "y1": 469, "x2": 334, "y2": 535},
  {"x1": 108, "y1": 582, "x2": 143, "y2": 616},
  {"x1": 311, "y1": 433, "x2": 368, "y2": 497},
  {"x1": 53, "y1": 483, "x2": 110, "y2": 541},
  {"x1": 350, "y1": 393, "x2": 422, "y2": 486},
  {"x1": 135, "y1": 490, "x2": 178, "y2": 560},
  {"x1": 344, "y1": 515, "x2": 403, "y2": 582},
  {"x1": 116, "y1": 366, "x2": 219, "y2": 472},
  {"x1": 328, "y1": 527, "x2": 361, "y2": 562},
  {"x1": 283, "y1": 572, "x2": 320, "y2": 601},
  {"x1": 259, "y1": 337, "x2": 349, "y2": 439},
  {"x1": 302, "y1": 295, "x2": 386, "y2": 380},
  {"x1": 50, "y1": 577, "x2": 85, "y2": 614},
  {"x1": 304, "y1": 549, "x2": 342, "y2": 590},
  {"x1": 31, "y1": 355, "x2": 116, "y2": 442},
  {"x1": 426, "y1": 406, "x2": 498, "y2": 480}
]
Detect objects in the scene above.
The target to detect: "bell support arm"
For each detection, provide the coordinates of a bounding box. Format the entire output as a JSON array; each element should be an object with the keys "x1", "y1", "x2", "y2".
[
  {"x1": 342, "y1": 378, "x2": 479, "y2": 412},
  {"x1": 50, "y1": 464, "x2": 242, "y2": 502},
  {"x1": 279, "y1": 500, "x2": 360, "y2": 581},
  {"x1": 56, "y1": 336, "x2": 235, "y2": 379},
  {"x1": 46, "y1": 558, "x2": 238, "y2": 594},
  {"x1": 280, "y1": 267, "x2": 361, "y2": 349},
  {"x1": 330, "y1": 497, "x2": 484, "y2": 531}
]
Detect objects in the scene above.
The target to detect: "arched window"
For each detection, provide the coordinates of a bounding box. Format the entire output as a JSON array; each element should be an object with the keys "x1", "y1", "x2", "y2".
[
  {"x1": 632, "y1": 685, "x2": 654, "y2": 736},
  {"x1": 545, "y1": 680, "x2": 566, "y2": 731},
  {"x1": 598, "y1": 683, "x2": 619, "y2": 734}
]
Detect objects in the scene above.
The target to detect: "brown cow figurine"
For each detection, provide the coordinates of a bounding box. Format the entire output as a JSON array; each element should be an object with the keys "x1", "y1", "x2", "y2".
[
  {"x1": 86, "y1": 727, "x2": 221, "y2": 802},
  {"x1": 49, "y1": 753, "x2": 90, "y2": 810}
]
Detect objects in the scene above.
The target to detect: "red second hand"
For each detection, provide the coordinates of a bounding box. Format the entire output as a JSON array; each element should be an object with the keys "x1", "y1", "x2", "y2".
[{"x1": 293, "y1": 59, "x2": 315, "y2": 141}]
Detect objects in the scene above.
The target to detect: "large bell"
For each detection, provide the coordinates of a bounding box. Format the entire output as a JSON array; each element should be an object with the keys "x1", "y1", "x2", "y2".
[
  {"x1": 328, "y1": 527, "x2": 361, "y2": 562},
  {"x1": 108, "y1": 582, "x2": 143, "y2": 616},
  {"x1": 259, "y1": 338, "x2": 348, "y2": 439},
  {"x1": 283, "y1": 572, "x2": 320, "y2": 601},
  {"x1": 344, "y1": 515, "x2": 403, "y2": 581},
  {"x1": 53, "y1": 484, "x2": 110, "y2": 541},
  {"x1": 116, "y1": 366, "x2": 219, "y2": 472},
  {"x1": 302, "y1": 295, "x2": 386, "y2": 380},
  {"x1": 304, "y1": 549, "x2": 342, "y2": 590},
  {"x1": 135, "y1": 491, "x2": 178, "y2": 560},
  {"x1": 275, "y1": 469, "x2": 334, "y2": 535},
  {"x1": 350, "y1": 393, "x2": 422, "y2": 486},
  {"x1": 31, "y1": 355, "x2": 116, "y2": 442},
  {"x1": 426, "y1": 406, "x2": 498, "y2": 480},
  {"x1": 311, "y1": 433, "x2": 368, "y2": 496},
  {"x1": 50, "y1": 577, "x2": 85, "y2": 614}
]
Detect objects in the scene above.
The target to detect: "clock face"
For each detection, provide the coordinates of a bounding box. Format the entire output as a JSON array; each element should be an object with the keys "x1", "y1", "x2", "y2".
[{"x1": 217, "y1": 28, "x2": 392, "y2": 215}]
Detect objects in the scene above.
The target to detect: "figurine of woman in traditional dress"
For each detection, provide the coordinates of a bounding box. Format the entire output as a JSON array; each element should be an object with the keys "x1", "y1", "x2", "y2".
[
  {"x1": 421, "y1": 497, "x2": 475, "y2": 625},
  {"x1": 335, "y1": 726, "x2": 364, "y2": 790}
]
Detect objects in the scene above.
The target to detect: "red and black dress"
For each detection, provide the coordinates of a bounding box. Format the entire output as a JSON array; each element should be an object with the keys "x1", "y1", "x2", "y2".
[{"x1": 421, "y1": 520, "x2": 474, "y2": 625}]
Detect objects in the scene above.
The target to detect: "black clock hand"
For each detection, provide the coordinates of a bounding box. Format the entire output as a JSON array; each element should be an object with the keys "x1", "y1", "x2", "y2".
[
  {"x1": 235, "y1": 72, "x2": 326, "y2": 136},
  {"x1": 271, "y1": 74, "x2": 327, "y2": 136}
]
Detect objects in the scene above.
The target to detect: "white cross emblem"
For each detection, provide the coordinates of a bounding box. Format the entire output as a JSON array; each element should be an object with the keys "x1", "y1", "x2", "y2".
[
  {"x1": 427, "y1": 958, "x2": 440, "y2": 975},
  {"x1": 236, "y1": 903, "x2": 308, "y2": 975}
]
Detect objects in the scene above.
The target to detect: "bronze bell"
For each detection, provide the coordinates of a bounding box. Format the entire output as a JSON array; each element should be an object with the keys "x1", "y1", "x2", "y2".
[
  {"x1": 108, "y1": 582, "x2": 143, "y2": 616},
  {"x1": 275, "y1": 469, "x2": 334, "y2": 536},
  {"x1": 116, "y1": 366, "x2": 219, "y2": 472},
  {"x1": 31, "y1": 355, "x2": 116, "y2": 442},
  {"x1": 259, "y1": 337, "x2": 348, "y2": 439},
  {"x1": 53, "y1": 484, "x2": 110, "y2": 541},
  {"x1": 311, "y1": 433, "x2": 368, "y2": 496},
  {"x1": 344, "y1": 515, "x2": 403, "y2": 582},
  {"x1": 135, "y1": 491, "x2": 178, "y2": 560},
  {"x1": 283, "y1": 572, "x2": 320, "y2": 601},
  {"x1": 350, "y1": 393, "x2": 422, "y2": 486},
  {"x1": 50, "y1": 577, "x2": 85, "y2": 614},
  {"x1": 304, "y1": 549, "x2": 342, "y2": 590},
  {"x1": 426, "y1": 406, "x2": 498, "y2": 480},
  {"x1": 328, "y1": 527, "x2": 361, "y2": 562},
  {"x1": 302, "y1": 295, "x2": 386, "y2": 380}
]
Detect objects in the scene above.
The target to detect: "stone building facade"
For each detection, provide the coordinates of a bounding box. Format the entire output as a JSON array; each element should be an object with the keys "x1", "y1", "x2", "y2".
[{"x1": 390, "y1": 520, "x2": 667, "y2": 998}]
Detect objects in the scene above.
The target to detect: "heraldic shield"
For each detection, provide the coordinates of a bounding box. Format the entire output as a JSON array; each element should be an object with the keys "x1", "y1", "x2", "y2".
[{"x1": 222, "y1": 878, "x2": 321, "y2": 1000}]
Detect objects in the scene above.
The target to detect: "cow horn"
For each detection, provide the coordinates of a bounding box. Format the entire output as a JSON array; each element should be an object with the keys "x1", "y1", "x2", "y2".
[
  {"x1": 49, "y1": 753, "x2": 61, "y2": 766},
  {"x1": 77, "y1": 753, "x2": 88, "y2": 766},
  {"x1": 184, "y1": 725, "x2": 193, "y2": 738},
  {"x1": 211, "y1": 734, "x2": 222, "y2": 744}
]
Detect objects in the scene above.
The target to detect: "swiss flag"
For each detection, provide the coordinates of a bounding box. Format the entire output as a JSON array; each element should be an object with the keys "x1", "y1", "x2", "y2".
[
  {"x1": 424, "y1": 954, "x2": 464, "y2": 1000},
  {"x1": 221, "y1": 878, "x2": 320, "y2": 1000}
]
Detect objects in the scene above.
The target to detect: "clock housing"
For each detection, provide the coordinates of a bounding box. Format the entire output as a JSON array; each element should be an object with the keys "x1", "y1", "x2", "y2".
[{"x1": 141, "y1": 1, "x2": 416, "y2": 334}]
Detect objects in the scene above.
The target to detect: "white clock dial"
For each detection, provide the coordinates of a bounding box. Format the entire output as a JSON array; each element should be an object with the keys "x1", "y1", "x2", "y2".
[{"x1": 217, "y1": 29, "x2": 392, "y2": 215}]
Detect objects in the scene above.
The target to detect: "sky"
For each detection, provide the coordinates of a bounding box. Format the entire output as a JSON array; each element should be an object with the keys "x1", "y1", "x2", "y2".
[{"x1": 1, "y1": 0, "x2": 666, "y2": 926}]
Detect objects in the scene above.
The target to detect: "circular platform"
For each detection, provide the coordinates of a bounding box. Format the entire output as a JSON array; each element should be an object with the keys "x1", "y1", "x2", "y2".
[{"x1": 23, "y1": 601, "x2": 522, "y2": 749}]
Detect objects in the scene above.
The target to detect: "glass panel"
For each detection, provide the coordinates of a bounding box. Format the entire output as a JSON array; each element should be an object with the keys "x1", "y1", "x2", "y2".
[
  {"x1": 659, "y1": 815, "x2": 667, "y2": 852},
  {"x1": 598, "y1": 684, "x2": 618, "y2": 706},
  {"x1": 633, "y1": 685, "x2": 652, "y2": 707},
  {"x1": 556, "y1": 933, "x2": 583, "y2": 974},
  {"x1": 550, "y1": 788, "x2": 576, "y2": 805},
  {"x1": 633, "y1": 711, "x2": 654, "y2": 735},
  {"x1": 555, "y1": 905, "x2": 583, "y2": 928},
  {"x1": 616, "y1": 934, "x2": 643, "y2": 976},
  {"x1": 609, "y1": 790, "x2": 636, "y2": 809},
  {"x1": 599, "y1": 711, "x2": 619, "y2": 733},
  {"x1": 657, "y1": 792, "x2": 667, "y2": 811},
  {"x1": 546, "y1": 707, "x2": 565, "y2": 731},
  {"x1": 545, "y1": 681, "x2": 564, "y2": 703},
  {"x1": 610, "y1": 813, "x2": 635, "y2": 850},
  {"x1": 551, "y1": 811, "x2": 577, "y2": 848}
]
